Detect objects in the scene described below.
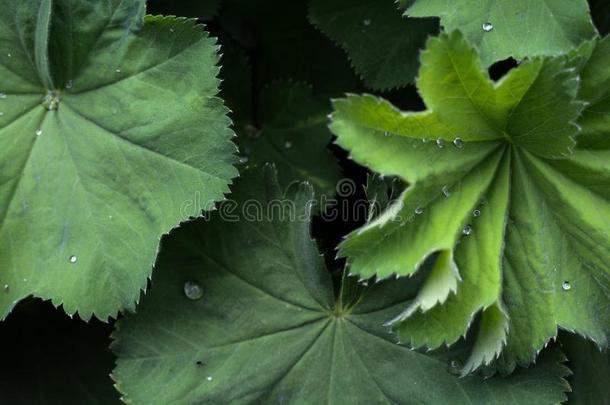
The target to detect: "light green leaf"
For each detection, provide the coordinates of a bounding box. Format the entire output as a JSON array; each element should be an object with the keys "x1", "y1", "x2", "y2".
[
  {"x1": 405, "y1": 0, "x2": 598, "y2": 66},
  {"x1": 112, "y1": 165, "x2": 570, "y2": 404},
  {"x1": 237, "y1": 81, "x2": 341, "y2": 200},
  {"x1": 0, "y1": 0, "x2": 237, "y2": 320},
  {"x1": 329, "y1": 31, "x2": 610, "y2": 370},
  {"x1": 309, "y1": 0, "x2": 438, "y2": 90}
]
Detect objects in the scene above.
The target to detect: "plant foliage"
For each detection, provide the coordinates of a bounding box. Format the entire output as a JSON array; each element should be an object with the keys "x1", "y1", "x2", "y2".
[
  {"x1": 1, "y1": 0, "x2": 609, "y2": 403},
  {"x1": 112, "y1": 166, "x2": 570, "y2": 404},
  {"x1": 0, "y1": 0, "x2": 237, "y2": 320},
  {"x1": 330, "y1": 31, "x2": 610, "y2": 370}
]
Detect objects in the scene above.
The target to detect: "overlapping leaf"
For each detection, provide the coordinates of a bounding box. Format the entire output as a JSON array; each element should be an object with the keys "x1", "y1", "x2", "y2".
[
  {"x1": 112, "y1": 165, "x2": 570, "y2": 404},
  {"x1": 404, "y1": 0, "x2": 598, "y2": 66},
  {"x1": 562, "y1": 333, "x2": 610, "y2": 404},
  {"x1": 236, "y1": 82, "x2": 341, "y2": 200},
  {"x1": 309, "y1": 0, "x2": 437, "y2": 90},
  {"x1": 329, "y1": 31, "x2": 610, "y2": 371},
  {"x1": 0, "y1": 0, "x2": 237, "y2": 320}
]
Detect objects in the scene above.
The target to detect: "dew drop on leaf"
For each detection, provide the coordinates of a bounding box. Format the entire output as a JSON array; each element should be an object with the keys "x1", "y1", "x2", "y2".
[
  {"x1": 115, "y1": 68, "x2": 121, "y2": 73},
  {"x1": 452, "y1": 137, "x2": 463, "y2": 148},
  {"x1": 441, "y1": 185, "x2": 451, "y2": 197},
  {"x1": 239, "y1": 156, "x2": 249, "y2": 164},
  {"x1": 473, "y1": 209, "x2": 481, "y2": 217},
  {"x1": 284, "y1": 141, "x2": 293, "y2": 149},
  {"x1": 383, "y1": 131, "x2": 390, "y2": 137},
  {"x1": 562, "y1": 281, "x2": 572, "y2": 291},
  {"x1": 414, "y1": 206, "x2": 424, "y2": 215},
  {"x1": 436, "y1": 138, "x2": 445, "y2": 148},
  {"x1": 462, "y1": 225, "x2": 473, "y2": 236},
  {"x1": 35, "y1": 129, "x2": 43, "y2": 136},
  {"x1": 363, "y1": 19, "x2": 371, "y2": 26},
  {"x1": 69, "y1": 255, "x2": 77, "y2": 264},
  {"x1": 448, "y1": 360, "x2": 462, "y2": 375},
  {"x1": 482, "y1": 22, "x2": 494, "y2": 32},
  {"x1": 3, "y1": 284, "x2": 8, "y2": 292},
  {"x1": 206, "y1": 376, "x2": 213, "y2": 381},
  {"x1": 0, "y1": 112, "x2": 4, "y2": 116},
  {"x1": 421, "y1": 137, "x2": 429, "y2": 144},
  {"x1": 0, "y1": 92, "x2": 6, "y2": 99},
  {"x1": 184, "y1": 280, "x2": 204, "y2": 300}
]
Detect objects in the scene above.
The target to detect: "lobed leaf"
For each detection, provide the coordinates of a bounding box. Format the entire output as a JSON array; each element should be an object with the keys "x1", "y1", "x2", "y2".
[
  {"x1": 329, "y1": 31, "x2": 610, "y2": 370},
  {"x1": 236, "y1": 81, "x2": 341, "y2": 201},
  {"x1": 112, "y1": 165, "x2": 570, "y2": 404},
  {"x1": 405, "y1": 0, "x2": 598, "y2": 66},
  {"x1": 0, "y1": 0, "x2": 238, "y2": 320},
  {"x1": 309, "y1": 0, "x2": 438, "y2": 90}
]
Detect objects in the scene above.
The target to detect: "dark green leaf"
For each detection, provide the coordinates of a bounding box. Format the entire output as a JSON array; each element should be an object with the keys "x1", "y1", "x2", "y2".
[{"x1": 112, "y1": 165, "x2": 570, "y2": 404}]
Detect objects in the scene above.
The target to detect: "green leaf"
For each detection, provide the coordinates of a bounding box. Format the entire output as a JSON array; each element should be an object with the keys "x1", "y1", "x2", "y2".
[
  {"x1": 218, "y1": 0, "x2": 361, "y2": 97},
  {"x1": 309, "y1": 0, "x2": 438, "y2": 90},
  {"x1": 329, "y1": 31, "x2": 610, "y2": 369},
  {"x1": 0, "y1": 300, "x2": 120, "y2": 404},
  {"x1": 112, "y1": 165, "x2": 570, "y2": 404},
  {"x1": 0, "y1": 0, "x2": 237, "y2": 320},
  {"x1": 562, "y1": 333, "x2": 610, "y2": 404},
  {"x1": 405, "y1": 0, "x2": 598, "y2": 66},
  {"x1": 237, "y1": 81, "x2": 341, "y2": 200}
]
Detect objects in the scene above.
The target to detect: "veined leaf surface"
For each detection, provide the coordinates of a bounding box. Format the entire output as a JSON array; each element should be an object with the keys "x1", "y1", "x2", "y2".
[
  {"x1": 112, "y1": 165, "x2": 569, "y2": 404},
  {"x1": 0, "y1": 0, "x2": 237, "y2": 320},
  {"x1": 329, "y1": 31, "x2": 610, "y2": 370},
  {"x1": 405, "y1": 0, "x2": 598, "y2": 66}
]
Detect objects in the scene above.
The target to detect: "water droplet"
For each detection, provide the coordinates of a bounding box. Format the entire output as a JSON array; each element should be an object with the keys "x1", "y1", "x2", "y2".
[
  {"x1": 69, "y1": 255, "x2": 77, "y2": 264},
  {"x1": 239, "y1": 156, "x2": 248, "y2": 164},
  {"x1": 206, "y1": 376, "x2": 213, "y2": 381},
  {"x1": 462, "y1": 225, "x2": 473, "y2": 236},
  {"x1": 170, "y1": 28, "x2": 175, "y2": 33},
  {"x1": 284, "y1": 141, "x2": 292, "y2": 149},
  {"x1": 448, "y1": 360, "x2": 462, "y2": 375},
  {"x1": 473, "y1": 209, "x2": 481, "y2": 217},
  {"x1": 452, "y1": 137, "x2": 463, "y2": 148},
  {"x1": 35, "y1": 128, "x2": 43, "y2": 136},
  {"x1": 0, "y1": 92, "x2": 6, "y2": 99},
  {"x1": 421, "y1": 137, "x2": 429, "y2": 143},
  {"x1": 482, "y1": 22, "x2": 493, "y2": 32},
  {"x1": 562, "y1": 281, "x2": 571, "y2": 291},
  {"x1": 115, "y1": 68, "x2": 122, "y2": 73},
  {"x1": 414, "y1": 206, "x2": 424, "y2": 215},
  {"x1": 441, "y1": 185, "x2": 451, "y2": 198},
  {"x1": 436, "y1": 138, "x2": 445, "y2": 148},
  {"x1": 0, "y1": 112, "x2": 4, "y2": 116},
  {"x1": 7, "y1": 53, "x2": 11, "y2": 58},
  {"x1": 66, "y1": 80, "x2": 73, "y2": 89},
  {"x1": 23, "y1": 278, "x2": 27, "y2": 282},
  {"x1": 3, "y1": 284, "x2": 8, "y2": 292},
  {"x1": 363, "y1": 19, "x2": 371, "y2": 26},
  {"x1": 383, "y1": 131, "x2": 390, "y2": 137},
  {"x1": 184, "y1": 280, "x2": 204, "y2": 300}
]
